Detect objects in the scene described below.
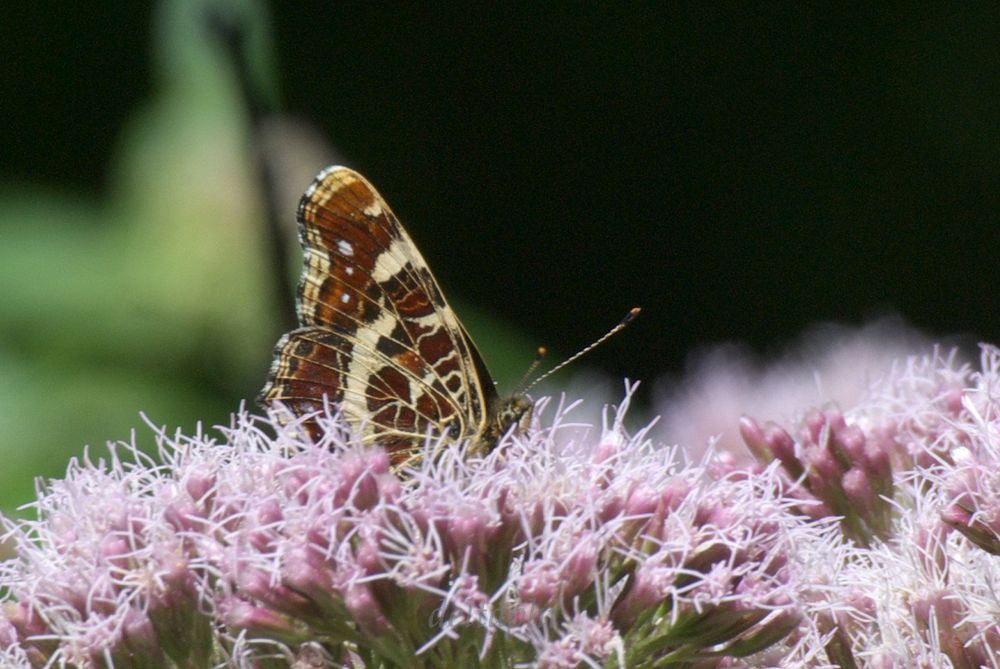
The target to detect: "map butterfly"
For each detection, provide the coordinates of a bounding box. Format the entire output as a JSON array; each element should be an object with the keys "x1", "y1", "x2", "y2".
[{"x1": 258, "y1": 166, "x2": 532, "y2": 466}]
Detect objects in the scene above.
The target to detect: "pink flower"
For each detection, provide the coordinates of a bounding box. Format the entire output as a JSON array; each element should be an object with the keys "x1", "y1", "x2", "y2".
[{"x1": 8, "y1": 340, "x2": 1000, "y2": 666}]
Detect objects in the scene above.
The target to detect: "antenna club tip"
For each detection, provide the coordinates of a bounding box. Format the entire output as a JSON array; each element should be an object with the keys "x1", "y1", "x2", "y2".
[
  {"x1": 536, "y1": 346, "x2": 548, "y2": 358},
  {"x1": 623, "y1": 307, "x2": 642, "y2": 323}
]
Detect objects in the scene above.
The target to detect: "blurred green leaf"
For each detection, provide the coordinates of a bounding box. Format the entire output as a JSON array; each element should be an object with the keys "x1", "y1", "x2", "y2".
[{"x1": 0, "y1": 0, "x2": 280, "y2": 511}]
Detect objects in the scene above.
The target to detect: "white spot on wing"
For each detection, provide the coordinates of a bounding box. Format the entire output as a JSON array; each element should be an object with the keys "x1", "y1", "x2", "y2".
[
  {"x1": 340, "y1": 293, "x2": 351, "y2": 304},
  {"x1": 338, "y1": 240, "x2": 354, "y2": 256}
]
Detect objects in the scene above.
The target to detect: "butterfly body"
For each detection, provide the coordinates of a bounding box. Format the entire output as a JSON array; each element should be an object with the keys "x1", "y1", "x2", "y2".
[{"x1": 259, "y1": 167, "x2": 529, "y2": 465}]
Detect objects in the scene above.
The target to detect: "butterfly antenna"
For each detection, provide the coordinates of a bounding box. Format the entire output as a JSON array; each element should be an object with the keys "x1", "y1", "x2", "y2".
[
  {"x1": 514, "y1": 346, "x2": 548, "y2": 393},
  {"x1": 524, "y1": 307, "x2": 641, "y2": 392}
]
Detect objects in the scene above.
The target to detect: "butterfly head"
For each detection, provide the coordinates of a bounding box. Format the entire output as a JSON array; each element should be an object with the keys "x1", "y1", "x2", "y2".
[
  {"x1": 469, "y1": 393, "x2": 533, "y2": 456},
  {"x1": 498, "y1": 394, "x2": 533, "y2": 434}
]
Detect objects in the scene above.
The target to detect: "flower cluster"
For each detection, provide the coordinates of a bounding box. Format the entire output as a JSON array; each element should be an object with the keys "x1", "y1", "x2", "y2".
[
  {"x1": 0, "y1": 386, "x2": 814, "y2": 668},
  {"x1": 738, "y1": 345, "x2": 1000, "y2": 667},
  {"x1": 7, "y1": 341, "x2": 1000, "y2": 668}
]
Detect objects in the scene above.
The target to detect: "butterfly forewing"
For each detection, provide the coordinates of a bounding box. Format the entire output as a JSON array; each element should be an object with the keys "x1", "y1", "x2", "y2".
[{"x1": 260, "y1": 167, "x2": 502, "y2": 464}]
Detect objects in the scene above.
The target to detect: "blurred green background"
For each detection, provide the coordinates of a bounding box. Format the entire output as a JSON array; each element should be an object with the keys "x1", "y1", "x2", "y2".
[{"x1": 1, "y1": 2, "x2": 997, "y2": 510}]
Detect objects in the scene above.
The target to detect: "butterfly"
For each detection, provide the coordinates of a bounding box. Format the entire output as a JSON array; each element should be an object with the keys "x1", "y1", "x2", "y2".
[{"x1": 258, "y1": 166, "x2": 532, "y2": 466}]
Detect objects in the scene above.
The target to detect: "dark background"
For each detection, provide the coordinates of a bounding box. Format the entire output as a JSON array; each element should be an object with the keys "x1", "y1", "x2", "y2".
[{"x1": 2, "y1": 3, "x2": 998, "y2": 431}]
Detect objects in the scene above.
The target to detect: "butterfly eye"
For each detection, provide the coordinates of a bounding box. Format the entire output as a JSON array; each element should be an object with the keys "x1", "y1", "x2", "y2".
[{"x1": 447, "y1": 422, "x2": 462, "y2": 439}]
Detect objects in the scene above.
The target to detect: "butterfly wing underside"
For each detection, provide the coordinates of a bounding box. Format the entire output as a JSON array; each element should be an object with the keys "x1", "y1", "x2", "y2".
[{"x1": 259, "y1": 167, "x2": 498, "y2": 462}]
